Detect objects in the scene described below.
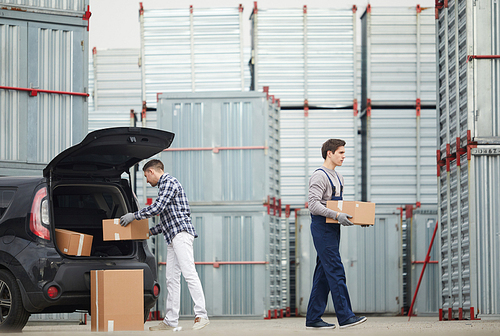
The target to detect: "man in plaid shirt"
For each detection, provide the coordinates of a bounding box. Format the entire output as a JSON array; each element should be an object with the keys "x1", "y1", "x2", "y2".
[{"x1": 120, "y1": 159, "x2": 209, "y2": 331}]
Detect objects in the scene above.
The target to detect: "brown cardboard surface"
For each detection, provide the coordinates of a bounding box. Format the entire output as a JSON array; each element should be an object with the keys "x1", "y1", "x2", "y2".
[
  {"x1": 102, "y1": 218, "x2": 149, "y2": 241},
  {"x1": 55, "y1": 229, "x2": 93, "y2": 256},
  {"x1": 91, "y1": 269, "x2": 144, "y2": 332},
  {"x1": 325, "y1": 201, "x2": 376, "y2": 225}
]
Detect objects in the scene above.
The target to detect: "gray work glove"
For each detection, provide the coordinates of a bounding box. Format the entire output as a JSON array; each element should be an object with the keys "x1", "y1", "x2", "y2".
[
  {"x1": 120, "y1": 213, "x2": 135, "y2": 227},
  {"x1": 337, "y1": 213, "x2": 353, "y2": 226}
]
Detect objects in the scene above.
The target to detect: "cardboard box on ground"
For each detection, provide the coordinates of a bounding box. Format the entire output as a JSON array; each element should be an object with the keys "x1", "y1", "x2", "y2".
[
  {"x1": 102, "y1": 218, "x2": 150, "y2": 241},
  {"x1": 326, "y1": 201, "x2": 376, "y2": 225},
  {"x1": 91, "y1": 269, "x2": 144, "y2": 332},
  {"x1": 55, "y1": 229, "x2": 93, "y2": 256}
]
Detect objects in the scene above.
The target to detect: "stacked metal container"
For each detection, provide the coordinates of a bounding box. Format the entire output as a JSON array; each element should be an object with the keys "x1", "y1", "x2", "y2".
[
  {"x1": 87, "y1": 48, "x2": 142, "y2": 132},
  {"x1": 150, "y1": 91, "x2": 286, "y2": 317},
  {"x1": 360, "y1": 5, "x2": 439, "y2": 315},
  {"x1": 251, "y1": 5, "x2": 359, "y2": 208},
  {"x1": 0, "y1": 0, "x2": 89, "y2": 322},
  {"x1": 140, "y1": 5, "x2": 247, "y2": 109},
  {"x1": 436, "y1": 0, "x2": 500, "y2": 320},
  {"x1": 0, "y1": 0, "x2": 90, "y2": 176}
]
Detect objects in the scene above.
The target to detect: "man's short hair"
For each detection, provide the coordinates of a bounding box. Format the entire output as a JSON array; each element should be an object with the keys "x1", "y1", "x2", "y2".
[
  {"x1": 143, "y1": 159, "x2": 164, "y2": 172},
  {"x1": 321, "y1": 139, "x2": 346, "y2": 160}
]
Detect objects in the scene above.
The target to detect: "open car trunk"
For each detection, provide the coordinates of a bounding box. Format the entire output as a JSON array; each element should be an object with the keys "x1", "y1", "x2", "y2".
[{"x1": 52, "y1": 183, "x2": 135, "y2": 257}]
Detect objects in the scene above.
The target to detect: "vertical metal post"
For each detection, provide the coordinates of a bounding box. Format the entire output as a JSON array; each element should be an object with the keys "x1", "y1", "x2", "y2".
[
  {"x1": 435, "y1": 4, "x2": 444, "y2": 314},
  {"x1": 416, "y1": 5, "x2": 422, "y2": 204},
  {"x1": 366, "y1": 6, "x2": 372, "y2": 201},
  {"x1": 467, "y1": 0, "x2": 478, "y2": 318},
  {"x1": 139, "y1": 3, "x2": 146, "y2": 103},
  {"x1": 130, "y1": 109, "x2": 137, "y2": 195},
  {"x1": 453, "y1": 2, "x2": 464, "y2": 315},
  {"x1": 239, "y1": 4, "x2": 245, "y2": 91},
  {"x1": 353, "y1": 5, "x2": 359, "y2": 201},
  {"x1": 92, "y1": 47, "x2": 98, "y2": 109},
  {"x1": 190, "y1": 5, "x2": 196, "y2": 92},
  {"x1": 303, "y1": 6, "x2": 309, "y2": 204},
  {"x1": 251, "y1": 2, "x2": 259, "y2": 92}
]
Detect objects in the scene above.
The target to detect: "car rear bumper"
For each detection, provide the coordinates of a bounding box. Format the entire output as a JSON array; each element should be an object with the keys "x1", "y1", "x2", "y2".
[{"x1": 18, "y1": 260, "x2": 158, "y2": 313}]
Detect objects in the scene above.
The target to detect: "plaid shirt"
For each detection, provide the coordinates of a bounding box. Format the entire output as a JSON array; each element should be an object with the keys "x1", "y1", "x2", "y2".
[{"x1": 134, "y1": 173, "x2": 197, "y2": 245}]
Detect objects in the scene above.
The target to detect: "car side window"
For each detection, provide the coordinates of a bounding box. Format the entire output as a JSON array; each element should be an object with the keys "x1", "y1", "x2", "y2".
[{"x1": 0, "y1": 189, "x2": 16, "y2": 219}]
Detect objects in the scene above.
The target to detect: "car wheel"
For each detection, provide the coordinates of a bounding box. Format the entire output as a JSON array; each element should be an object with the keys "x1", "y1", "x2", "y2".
[{"x1": 0, "y1": 270, "x2": 31, "y2": 332}]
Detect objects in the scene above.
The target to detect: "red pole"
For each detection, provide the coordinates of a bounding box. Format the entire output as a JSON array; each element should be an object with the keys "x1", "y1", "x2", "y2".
[{"x1": 408, "y1": 221, "x2": 439, "y2": 321}]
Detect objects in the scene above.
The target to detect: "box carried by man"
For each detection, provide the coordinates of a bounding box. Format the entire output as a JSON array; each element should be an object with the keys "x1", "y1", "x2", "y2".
[
  {"x1": 102, "y1": 218, "x2": 149, "y2": 241},
  {"x1": 326, "y1": 201, "x2": 376, "y2": 225}
]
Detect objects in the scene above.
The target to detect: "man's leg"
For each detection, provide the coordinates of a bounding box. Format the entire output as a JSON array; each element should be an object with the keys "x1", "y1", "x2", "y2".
[
  {"x1": 318, "y1": 225, "x2": 355, "y2": 325},
  {"x1": 305, "y1": 257, "x2": 330, "y2": 324},
  {"x1": 164, "y1": 239, "x2": 182, "y2": 327},
  {"x1": 171, "y1": 231, "x2": 208, "y2": 319}
]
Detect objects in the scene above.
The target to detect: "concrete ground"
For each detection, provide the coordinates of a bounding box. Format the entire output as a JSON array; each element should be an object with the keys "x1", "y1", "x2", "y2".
[{"x1": 15, "y1": 316, "x2": 500, "y2": 336}]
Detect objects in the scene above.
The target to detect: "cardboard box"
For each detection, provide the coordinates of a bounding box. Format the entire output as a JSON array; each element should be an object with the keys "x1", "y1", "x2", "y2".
[
  {"x1": 91, "y1": 269, "x2": 144, "y2": 332},
  {"x1": 326, "y1": 201, "x2": 376, "y2": 225},
  {"x1": 102, "y1": 218, "x2": 149, "y2": 241},
  {"x1": 55, "y1": 229, "x2": 93, "y2": 256}
]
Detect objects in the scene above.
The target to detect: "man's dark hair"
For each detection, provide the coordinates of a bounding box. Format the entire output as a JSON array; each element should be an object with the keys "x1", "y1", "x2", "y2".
[
  {"x1": 321, "y1": 139, "x2": 346, "y2": 160},
  {"x1": 143, "y1": 159, "x2": 164, "y2": 172}
]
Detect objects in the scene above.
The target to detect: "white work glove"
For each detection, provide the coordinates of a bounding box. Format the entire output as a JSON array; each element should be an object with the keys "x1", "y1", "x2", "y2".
[
  {"x1": 337, "y1": 213, "x2": 353, "y2": 226},
  {"x1": 120, "y1": 213, "x2": 135, "y2": 227}
]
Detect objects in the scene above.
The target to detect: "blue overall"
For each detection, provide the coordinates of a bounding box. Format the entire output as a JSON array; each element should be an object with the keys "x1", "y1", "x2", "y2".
[{"x1": 306, "y1": 169, "x2": 355, "y2": 325}]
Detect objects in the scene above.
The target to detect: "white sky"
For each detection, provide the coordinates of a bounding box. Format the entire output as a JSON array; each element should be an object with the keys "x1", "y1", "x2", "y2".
[{"x1": 88, "y1": 0, "x2": 435, "y2": 53}]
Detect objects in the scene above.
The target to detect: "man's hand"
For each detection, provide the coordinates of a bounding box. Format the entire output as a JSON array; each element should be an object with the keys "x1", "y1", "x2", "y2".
[
  {"x1": 337, "y1": 213, "x2": 353, "y2": 226},
  {"x1": 120, "y1": 213, "x2": 135, "y2": 227}
]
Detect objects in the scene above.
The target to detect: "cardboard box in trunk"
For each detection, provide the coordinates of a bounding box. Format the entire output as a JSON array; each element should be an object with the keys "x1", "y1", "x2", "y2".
[
  {"x1": 91, "y1": 269, "x2": 144, "y2": 332},
  {"x1": 102, "y1": 218, "x2": 149, "y2": 241},
  {"x1": 55, "y1": 229, "x2": 93, "y2": 256},
  {"x1": 326, "y1": 201, "x2": 376, "y2": 225}
]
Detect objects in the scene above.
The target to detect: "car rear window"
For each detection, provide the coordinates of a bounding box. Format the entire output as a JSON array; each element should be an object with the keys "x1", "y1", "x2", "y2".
[{"x1": 0, "y1": 189, "x2": 16, "y2": 218}]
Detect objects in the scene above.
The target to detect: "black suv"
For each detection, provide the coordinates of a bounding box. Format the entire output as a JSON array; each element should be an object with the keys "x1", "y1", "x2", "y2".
[{"x1": 0, "y1": 127, "x2": 174, "y2": 331}]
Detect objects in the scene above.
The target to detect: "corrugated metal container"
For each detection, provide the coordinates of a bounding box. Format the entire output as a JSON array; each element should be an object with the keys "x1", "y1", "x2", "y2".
[
  {"x1": 156, "y1": 91, "x2": 279, "y2": 203},
  {"x1": 361, "y1": 5, "x2": 436, "y2": 108},
  {"x1": 0, "y1": 1, "x2": 89, "y2": 175},
  {"x1": 280, "y1": 108, "x2": 359, "y2": 208},
  {"x1": 411, "y1": 209, "x2": 439, "y2": 316},
  {"x1": 296, "y1": 207, "x2": 402, "y2": 315},
  {"x1": 361, "y1": 108, "x2": 438, "y2": 205},
  {"x1": 251, "y1": 6, "x2": 356, "y2": 107},
  {"x1": 436, "y1": 0, "x2": 500, "y2": 319},
  {"x1": 92, "y1": 48, "x2": 142, "y2": 112},
  {"x1": 140, "y1": 5, "x2": 246, "y2": 109},
  {"x1": 154, "y1": 205, "x2": 285, "y2": 317}
]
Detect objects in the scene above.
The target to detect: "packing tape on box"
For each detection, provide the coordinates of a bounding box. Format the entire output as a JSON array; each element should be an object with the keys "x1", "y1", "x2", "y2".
[
  {"x1": 115, "y1": 233, "x2": 120, "y2": 240},
  {"x1": 77, "y1": 234, "x2": 84, "y2": 256},
  {"x1": 114, "y1": 218, "x2": 119, "y2": 225},
  {"x1": 108, "y1": 320, "x2": 114, "y2": 332},
  {"x1": 338, "y1": 201, "x2": 343, "y2": 211}
]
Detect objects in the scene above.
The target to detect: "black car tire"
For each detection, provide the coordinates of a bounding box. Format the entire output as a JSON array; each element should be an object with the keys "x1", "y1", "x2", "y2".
[{"x1": 0, "y1": 269, "x2": 31, "y2": 332}]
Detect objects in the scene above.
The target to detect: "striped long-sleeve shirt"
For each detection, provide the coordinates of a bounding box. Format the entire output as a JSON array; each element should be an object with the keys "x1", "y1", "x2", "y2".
[{"x1": 134, "y1": 173, "x2": 197, "y2": 244}]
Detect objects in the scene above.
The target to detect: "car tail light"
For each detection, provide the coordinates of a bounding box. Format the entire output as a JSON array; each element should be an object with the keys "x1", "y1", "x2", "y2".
[
  {"x1": 47, "y1": 286, "x2": 59, "y2": 299},
  {"x1": 153, "y1": 283, "x2": 160, "y2": 297},
  {"x1": 30, "y1": 188, "x2": 50, "y2": 240}
]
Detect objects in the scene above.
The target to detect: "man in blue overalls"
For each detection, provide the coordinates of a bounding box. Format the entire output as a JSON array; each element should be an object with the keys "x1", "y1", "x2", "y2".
[{"x1": 306, "y1": 139, "x2": 367, "y2": 329}]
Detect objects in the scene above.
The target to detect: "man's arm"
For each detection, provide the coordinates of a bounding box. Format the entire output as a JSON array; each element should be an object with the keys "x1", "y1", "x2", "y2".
[
  {"x1": 134, "y1": 178, "x2": 177, "y2": 220},
  {"x1": 308, "y1": 172, "x2": 338, "y2": 219}
]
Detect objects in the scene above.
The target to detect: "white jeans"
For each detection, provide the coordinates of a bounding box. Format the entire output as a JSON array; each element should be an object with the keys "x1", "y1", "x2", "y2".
[{"x1": 164, "y1": 231, "x2": 208, "y2": 327}]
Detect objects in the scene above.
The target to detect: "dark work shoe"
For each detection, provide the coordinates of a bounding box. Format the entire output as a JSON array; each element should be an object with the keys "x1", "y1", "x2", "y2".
[
  {"x1": 339, "y1": 316, "x2": 367, "y2": 329},
  {"x1": 306, "y1": 320, "x2": 336, "y2": 329}
]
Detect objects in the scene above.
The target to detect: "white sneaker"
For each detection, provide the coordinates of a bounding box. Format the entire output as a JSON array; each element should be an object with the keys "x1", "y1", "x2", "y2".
[
  {"x1": 149, "y1": 321, "x2": 175, "y2": 331},
  {"x1": 192, "y1": 317, "x2": 210, "y2": 330}
]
